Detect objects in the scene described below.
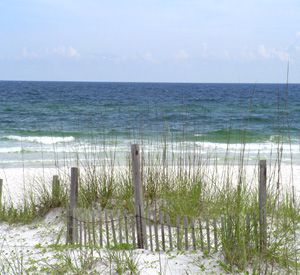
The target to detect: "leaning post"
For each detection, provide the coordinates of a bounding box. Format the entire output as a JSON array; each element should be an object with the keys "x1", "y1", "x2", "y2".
[
  {"x1": 67, "y1": 167, "x2": 79, "y2": 244},
  {"x1": 259, "y1": 159, "x2": 267, "y2": 253},
  {"x1": 131, "y1": 144, "x2": 147, "y2": 249}
]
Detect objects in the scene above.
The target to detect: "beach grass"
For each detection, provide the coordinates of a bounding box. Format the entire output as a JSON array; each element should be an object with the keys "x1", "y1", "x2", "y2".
[{"x1": 0, "y1": 138, "x2": 299, "y2": 273}]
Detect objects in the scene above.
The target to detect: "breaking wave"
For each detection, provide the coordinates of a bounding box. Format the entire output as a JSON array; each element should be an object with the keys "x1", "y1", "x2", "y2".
[{"x1": 3, "y1": 135, "x2": 75, "y2": 145}]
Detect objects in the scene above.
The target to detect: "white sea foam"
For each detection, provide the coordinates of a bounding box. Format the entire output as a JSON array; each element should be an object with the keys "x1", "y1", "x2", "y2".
[
  {"x1": 189, "y1": 141, "x2": 300, "y2": 152},
  {"x1": 1, "y1": 137, "x2": 300, "y2": 167},
  {"x1": 0, "y1": 147, "x2": 24, "y2": 153},
  {"x1": 4, "y1": 135, "x2": 75, "y2": 145}
]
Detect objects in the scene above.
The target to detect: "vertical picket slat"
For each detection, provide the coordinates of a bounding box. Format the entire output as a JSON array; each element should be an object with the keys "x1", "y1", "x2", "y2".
[
  {"x1": 99, "y1": 210, "x2": 103, "y2": 247},
  {"x1": 176, "y1": 216, "x2": 181, "y2": 250},
  {"x1": 253, "y1": 213, "x2": 259, "y2": 250},
  {"x1": 105, "y1": 209, "x2": 110, "y2": 248},
  {"x1": 142, "y1": 205, "x2": 148, "y2": 250},
  {"x1": 118, "y1": 210, "x2": 123, "y2": 244},
  {"x1": 213, "y1": 219, "x2": 218, "y2": 252},
  {"x1": 110, "y1": 211, "x2": 117, "y2": 247},
  {"x1": 148, "y1": 210, "x2": 153, "y2": 251},
  {"x1": 160, "y1": 211, "x2": 165, "y2": 251},
  {"x1": 153, "y1": 211, "x2": 159, "y2": 251},
  {"x1": 183, "y1": 216, "x2": 188, "y2": 250},
  {"x1": 124, "y1": 210, "x2": 129, "y2": 244},
  {"x1": 166, "y1": 214, "x2": 173, "y2": 250},
  {"x1": 190, "y1": 217, "x2": 196, "y2": 250},
  {"x1": 92, "y1": 208, "x2": 96, "y2": 246},
  {"x1": 199, "y1": 220, "x2": 204, "y2": 251},
  {"x1": 79, "y1": 220, "x2": 83, "y2": 248},
  {"x1": 83, "y1": 220, "x2": 87, "y2": 247},
  {"x1": 87, "y1": 211, "x2": 91, "y2": 245},
  {"x1": 206, "y1": 219, "x2": 210, "y2": 252},
  {"x1": 131, "y1": 216, "x2": 136, "y2": 248}
]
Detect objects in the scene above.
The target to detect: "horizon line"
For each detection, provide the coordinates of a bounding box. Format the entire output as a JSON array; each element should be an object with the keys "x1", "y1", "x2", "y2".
[{"x1": 0, "y1": 79, "x2": 299, "y2": 85}]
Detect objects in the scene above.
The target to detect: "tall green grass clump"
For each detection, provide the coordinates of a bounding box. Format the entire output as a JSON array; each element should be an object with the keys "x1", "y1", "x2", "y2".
[
  {"x1": 0, "y1": 137, "x2": 298, "y2": 273},
  {"x1": 0, "y1": 177, "x2": 67, "y2": 224}
]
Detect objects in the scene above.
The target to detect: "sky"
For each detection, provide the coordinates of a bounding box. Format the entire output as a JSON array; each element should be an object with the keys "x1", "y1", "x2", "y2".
[{"x1": 0, "y1": 0, "x2": 300, "y2": 83}]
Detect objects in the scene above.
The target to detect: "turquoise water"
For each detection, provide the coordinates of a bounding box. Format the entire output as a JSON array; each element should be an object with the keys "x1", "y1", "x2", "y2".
[{"x1": 0, "y1": 81, "x2": 299, "y2": 167}]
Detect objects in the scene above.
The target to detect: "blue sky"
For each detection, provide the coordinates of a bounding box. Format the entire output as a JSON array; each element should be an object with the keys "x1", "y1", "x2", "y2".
[{"x1": 0, "y1": 0, "x2": 300, "y2": 83}]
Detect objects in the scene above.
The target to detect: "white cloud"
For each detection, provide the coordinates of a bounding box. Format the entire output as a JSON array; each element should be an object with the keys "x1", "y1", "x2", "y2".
[
  {"x1": 14, "y1": 46, "x2": 80, "y2": 61},
  {"x1": 258, "y1": 45, "x2": 270, "y2": 59},
  {"x1": 257, "y1": 45, "x2": 289, "y2": 62},
  {"x1": 68, "y1": 46, "x2": 80, "y2": 58},
  {"x1": 272, "y1": 49, "x2": 290, "y2": 61},
  {"x1": 296, "y1": 31, "x2": 300, "y2": 37},
  {"x1": 52, "y1": 46, "x2": 80, "y2": 58},
  {"x1": 174, "y1": 49, "x2": 190, "y2": 61},
  {"x1": 237, "y1": 45, "x2": 291, "y2": 62}
]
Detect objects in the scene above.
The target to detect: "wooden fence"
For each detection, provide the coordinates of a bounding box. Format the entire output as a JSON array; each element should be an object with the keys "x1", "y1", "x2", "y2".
[
  {"x1": 68, "y1": 206, "x2": 264, "y2": 254},
  {"x1": 70, "y1": 206, "x2": 220, "y2": 252},
  {"x1": 64, "y1": 144, "x2": 268, "y2": 253},
  {"x1": 0, "y1": 144, "x2": 267, "y2": 253}
]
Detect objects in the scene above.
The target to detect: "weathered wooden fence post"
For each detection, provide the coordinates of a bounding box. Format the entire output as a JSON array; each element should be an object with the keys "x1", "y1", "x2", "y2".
[
  {"x1": 259, "y1": 159, "x2": 267, "y2": 253},
  {"x1": 67, "y1": 167, "x2": 79, "y2": 244},
  {"x1": 0, "y1": 178, "x2": 3, "y2": 210},
  {"x1": 52, "y1": 175, "x2": 60, "y2": 205},
  {"x1": 131, "y1": 144, "x2": 147, "y2": 249}
]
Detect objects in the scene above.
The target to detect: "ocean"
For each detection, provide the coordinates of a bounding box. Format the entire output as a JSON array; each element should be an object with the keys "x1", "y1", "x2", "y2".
[{"x1": 0, "y1": 81, "x2": 300, "y2": 168}]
